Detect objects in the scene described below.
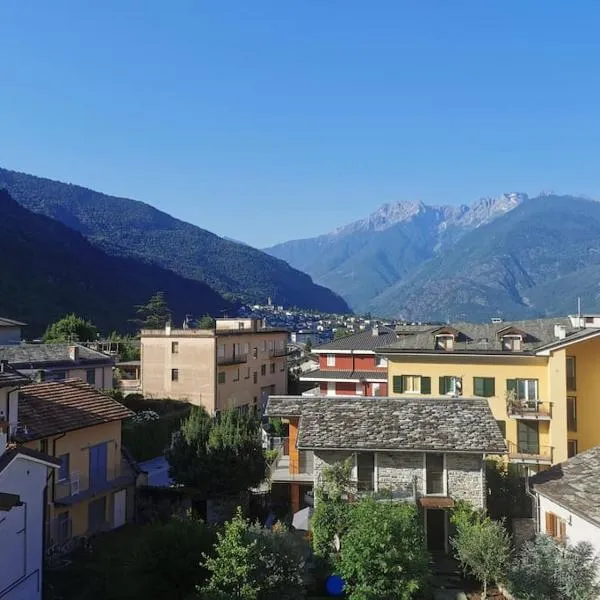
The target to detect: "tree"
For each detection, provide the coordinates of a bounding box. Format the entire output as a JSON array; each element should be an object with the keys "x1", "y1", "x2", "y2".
[
  {"x1": 508, "y1": 535, "x2": 600, "y2": 600},
  {"x1": 338, "y1": 498, "x2": 430, "y2": 600},
  {"x1": 199, "y1": 508, "x2": 305, "y2": 600},
  {"x1": 167, "y1": 407, "x2": 267, "y2": 498},
  {"x1": 43, "y1": 313, "x2": 98, "y2": 342},
  {"x1": 197, "y1": 314, "x2": 216, "y2": 329},
  {"x1": 132, "y1": 291, "x2": 172, "y2": 329},
  {"x1": 333, "y1": 328, "x2": 352, "y2": 340},
  {"x1": 450, "y1": 502, "x2": 511, "y2": 599}
]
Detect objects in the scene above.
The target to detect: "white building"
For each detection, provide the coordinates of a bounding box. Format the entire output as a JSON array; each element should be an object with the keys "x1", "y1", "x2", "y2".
[{"x1": 531, "y1": 445, "x2": 600, "y2": 552}]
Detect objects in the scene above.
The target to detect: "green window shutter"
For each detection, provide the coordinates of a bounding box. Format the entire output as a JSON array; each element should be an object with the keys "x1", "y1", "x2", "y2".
[
  {"x1": 485, "y1": 378, "x2": 496, "y2": 397},
  {"x1": 421, "y1": 376, "x2": 431, "y2": 394},
  {"x1": 392, "y1": 375, "x2": 404, "y2": 394},
  {"x1": 439, "y1": 376, "x2": 447, "y2": 395},
  {"x1": 473, "y1": 377, "x2": 483, "y2": 396}
]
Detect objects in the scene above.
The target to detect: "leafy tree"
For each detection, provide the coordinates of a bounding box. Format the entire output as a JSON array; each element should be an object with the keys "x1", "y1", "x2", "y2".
[
  {"x1": 43, "y1": 313, "x2": 98, "y2": 342},
  {"x1": 508, "y1": 535, "x2": 600, "y2": 600},
  {"x1": 450, "y1": 502, "x2": 511, "y2": 599},
  {"x1": 338, "y1": 498, "x2": 430, "y2": 600},
  {"x1": 167, "y1": 407, "x2": 267, "y2": 498},
  {"x1": 333, "y1": 328, "x2": 352, "y2": 340},
  {"x1": 486, "y1": 460, "x2": 532, "y2": 523},
  {"x1": 199, "y1": 508, "x2": 305, "y2": 600},
  {"x1": 132, "y1": 291, "x2": 172, "y2": 329},
  {"x1": 197, "y1": 314, "x2": 216, "y2": 329}
]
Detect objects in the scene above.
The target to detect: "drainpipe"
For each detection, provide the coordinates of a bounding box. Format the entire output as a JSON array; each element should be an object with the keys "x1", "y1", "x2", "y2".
[{"x1": 525, "y1": 469, "x2": 539, "y2": 534}]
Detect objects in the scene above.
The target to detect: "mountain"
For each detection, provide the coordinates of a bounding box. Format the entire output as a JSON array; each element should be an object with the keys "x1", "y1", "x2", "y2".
[
  {"x1": 0, "y1": 168, "x2": 350, "y2": 314},
  {"x1": 266, "y1": 194, "x2": 527, "y2": 311},
  {"x1": 0, "y1": 189, "x2": 232, "y2": 336}
]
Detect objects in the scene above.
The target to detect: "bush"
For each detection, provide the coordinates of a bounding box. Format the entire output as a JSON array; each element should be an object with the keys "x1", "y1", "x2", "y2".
[{"x1": 123, "y1": 411, "x2": 188, "y2": 462}]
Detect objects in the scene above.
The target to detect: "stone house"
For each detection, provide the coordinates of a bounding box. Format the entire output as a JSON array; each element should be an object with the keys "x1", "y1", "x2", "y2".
[{"x1": 265, "y1": 395, "x2": 506, "y2": 553}]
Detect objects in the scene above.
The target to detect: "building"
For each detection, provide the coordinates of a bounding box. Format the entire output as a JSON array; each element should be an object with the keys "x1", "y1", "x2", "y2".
[
  {"x1": 0, "y1": 343, "x2": 114, "y2": 389},
  {"x1": 0, "y1": 318, "x2": 26, "y2": 345},
  {"x1": 0, "y1": 365, "x2": 60, "y2": 600},
  {"x1": 300, "y1": 326, "x2": 398, "y2": 396},
  {"x1": 379, "y1": 316, "x2": 600, "y2": 470},
  {"x1": 531, "y1": 445, "x2": 600, "y2": 553},
  {"x1": 265, "y1": 395, "x2": 505, "y2": 552},
  {"x1": 140, "y1": 318, "x2": 288, "y2": 413},
  {"x1": 13, "y1": 380, "x2": 135, "y2": 551}
]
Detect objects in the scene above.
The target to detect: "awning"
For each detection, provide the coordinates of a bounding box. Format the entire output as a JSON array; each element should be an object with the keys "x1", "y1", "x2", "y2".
[{"x1": 419, "y1": 497, "x2": 455, "y2": 509}]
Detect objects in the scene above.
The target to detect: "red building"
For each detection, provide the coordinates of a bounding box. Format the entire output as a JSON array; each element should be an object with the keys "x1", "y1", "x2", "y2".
[{"x1": 300, "y1": 325, "x2": 398, "y2": 396}]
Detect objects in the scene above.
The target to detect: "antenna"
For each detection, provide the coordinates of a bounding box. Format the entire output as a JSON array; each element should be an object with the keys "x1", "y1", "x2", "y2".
[{"x1": 577, "y1": 297, "x2": 582, "y2": 318}]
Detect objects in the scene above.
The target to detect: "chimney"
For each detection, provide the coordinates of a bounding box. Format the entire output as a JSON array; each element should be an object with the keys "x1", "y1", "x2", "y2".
[
  {"x1": 554, "y1": 324, "x2": 567, "y2": 340},
  {"x1": 0, "y1": 360, "x2": 7, "y2": 373},
  {"x1": 165, "y1": 321, "x2": 172, "y2": 336},
  {"x1": 372, "y1": 325, "x2": 379, "y2": 337},
  {"x1": 68, "y1": 345, "x2": 79, "y2": 361}
]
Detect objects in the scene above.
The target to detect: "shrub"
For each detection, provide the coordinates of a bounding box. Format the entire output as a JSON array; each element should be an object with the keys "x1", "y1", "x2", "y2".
[{"x1": 123, "y1": 411, "x2": 188, "y2": 461}]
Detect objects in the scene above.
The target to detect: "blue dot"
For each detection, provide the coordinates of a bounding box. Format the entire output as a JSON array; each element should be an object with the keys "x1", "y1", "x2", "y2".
[{"x1": 325, "y1": 574, "x2": 345, "y2": 596}]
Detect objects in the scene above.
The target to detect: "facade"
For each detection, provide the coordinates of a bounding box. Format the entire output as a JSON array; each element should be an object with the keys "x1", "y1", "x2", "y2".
[
  {"x1": 300, "y1": 326, "x2": 398, "y2": 396},
  {"x1": 531, "y1": 445, "x2": 600, "y2": 554},
  {"x1": 379, "y1": 317, "x2": 600, "y2": 470},
  {"x1": 265, "y1": 395, "x2": 506, "y2": 552},
  {"x1": 0, "y1": 317, "x2": 25, "y2": 345},
  {"x1": 0, "y1": 343, "x2": 114, "y2": 389},
  {"x1": 141, "y1": 318, "x2": 288, "y2": 413},
  {"x1": 13, "y1": 380, "x2": 135, "y2": 551}
]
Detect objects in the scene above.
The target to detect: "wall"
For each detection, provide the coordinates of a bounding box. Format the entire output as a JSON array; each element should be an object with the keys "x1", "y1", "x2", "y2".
[
  {"x1": 319, "y1": 354, "x2": 352, "y2": 371},
  {"x1": 68, "y1": 366, "x2": 113, "y2": 390},
  {"x1": 446, "y1": 454, "x2": 485, "y2": 508},
  {"x1": 0, "y1": 326, "x2": 22, "y2": 345}
]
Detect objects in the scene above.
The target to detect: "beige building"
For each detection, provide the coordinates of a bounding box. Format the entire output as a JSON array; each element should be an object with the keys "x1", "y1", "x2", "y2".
[{"x1": 141, "y1": 318, "x2": 288, "y2": 413}]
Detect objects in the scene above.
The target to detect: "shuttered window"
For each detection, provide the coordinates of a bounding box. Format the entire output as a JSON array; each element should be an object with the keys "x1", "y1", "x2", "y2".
[
  {"x1": 392, "y1": 375, "x2": 430, "y2": 394},
  {"x1": 392, "y1": 376, "x2": 404, "y2": 394},
  {"x1": 473, "y1": 377, "x2": 495, "y2": 397},
  {"x1": 545, "y1": 511, "x2": 567, "y2": 542},
  {"x1": 420, "y1": 376, "x2": 431, "y2": 394}
]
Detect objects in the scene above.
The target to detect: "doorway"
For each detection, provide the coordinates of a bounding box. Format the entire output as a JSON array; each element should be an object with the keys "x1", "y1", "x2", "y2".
[
  {"x1": 426, "y1": 509, "x2": 447, "y2": 552},
  {"x1": 517, "y1": 421, "x2": 540, "y2": 454}
]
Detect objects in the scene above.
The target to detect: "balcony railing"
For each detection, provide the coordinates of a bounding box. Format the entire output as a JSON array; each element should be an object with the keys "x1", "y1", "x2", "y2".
[
  {"x1": 507, "y1": 399, "x2": 552, "y2": 420},
  {"x1": 507, "y1": 441, "x2": 553, "y2": 463},
  {"x1": 217, "y1": 354, "x2": 248, "y2": 366}
]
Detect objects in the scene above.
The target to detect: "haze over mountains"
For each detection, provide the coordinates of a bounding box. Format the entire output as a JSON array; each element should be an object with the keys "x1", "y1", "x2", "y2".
[{"x1": 267, "y1": 194, "x2": 600, "y2": 321}]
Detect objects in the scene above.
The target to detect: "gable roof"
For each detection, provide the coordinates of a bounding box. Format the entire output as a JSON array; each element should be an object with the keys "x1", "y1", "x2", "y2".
[
  {"x1": 0, "y1": 364, "x2": 30, "y2": 389},
  {"x1": 16, "y1": 380, "x2": 134, "y2": 441},
  {"x1": 0, "y1": 343, "x2": 113, "y2": 368},
  {"x1": 266, "y1": 395, "x2": 506, "y2": 454},
  {"x1": 0, "y1": 446, "x2": 61, "y2": 474},
  {"x1": 0, "y1": 318, "x2": 26, "y2": 328},
  {"x1": 313, "y1": 326, "x2": 398, "y2": 352},
  {"x1": 531, "y1": 445, "x2": 600, "y2": 527}
]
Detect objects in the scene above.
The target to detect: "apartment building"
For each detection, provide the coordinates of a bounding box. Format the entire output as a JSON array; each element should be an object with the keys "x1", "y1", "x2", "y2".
[
  {"x1": 378, "y1": 316, "x2": 600, "y2": 470},
  {"x1": 141, "y1": 318, "x2": 288, "y2": 413},
  {"x1": 13, "y1": 380, "x2": 135, "y2": 552},
  {"x1": 300, "y1": 325, "x2": 398, "y2": 396}
]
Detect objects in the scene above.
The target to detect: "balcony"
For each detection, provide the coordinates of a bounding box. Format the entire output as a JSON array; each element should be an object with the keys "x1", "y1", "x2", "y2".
[
  {"x1": 270, "y1": 347, "x2": 290, "y2": 358},
  {"x1": 217, "y1": 354, "x2": 248, "y2": 366},
  {"x1": 507, "y1": 399, "x2": 552, "y2": 420},
  {"x1": 507, "y1": 441, "x2": 553, "y2": 464},
  {"x1": 54, "y1": 463, "x2": 135, "y2": 505},
  {"x1": 269, "y1": 448, "x2": 314, "y2": 483}
]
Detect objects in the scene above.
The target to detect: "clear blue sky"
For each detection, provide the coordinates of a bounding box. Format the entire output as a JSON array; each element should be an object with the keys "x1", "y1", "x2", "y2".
[{"x1": 2, "y1": 1, "x2": 600, "y2": 247}]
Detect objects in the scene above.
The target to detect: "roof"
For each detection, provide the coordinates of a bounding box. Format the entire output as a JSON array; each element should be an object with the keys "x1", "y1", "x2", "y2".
[
  {"x1": 0, "y1": 318, "x2": 26, "y2": 328},
  {"x1": 0, "y1": 343, "x2": 113, "y2": 368},
  {"x1": 531, "y1": 445, "x2": 600, "y2": 527},
  {"x1": 138, "y1": 455, "x2": 173, "y2": 487},
  {"x1": 379, "y1": 317, "x2": 599, "y2": 355},
  {"x1": 0, "y1": 446, "x2": 61, "y2": 474},
  {"x1": 16, "y1": 380, "x2": 134, "y2": 441},
  {"x1": 300, "y1": 369, "x2": 387, "y2": 382},
  {"x1": 313, "y1": 326, "x2": 398, "y2": 352},
  {"x1": 266, "y1": 395, "x2": 507, "y2": 454},
  {"x1": 0, "y1": 364, "x2": 30, "y2": 389}
]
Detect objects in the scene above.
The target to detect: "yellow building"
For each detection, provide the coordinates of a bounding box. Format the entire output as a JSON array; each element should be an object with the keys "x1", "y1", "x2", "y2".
[
  {"x1": 379, "y1": 316, "x2": 600, "y2": 470},
  {"x1": 14, "y1": 379, "x2": 135, "y2": 551}
]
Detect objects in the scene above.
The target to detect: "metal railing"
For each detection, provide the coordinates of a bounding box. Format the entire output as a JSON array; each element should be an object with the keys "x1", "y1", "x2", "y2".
[
  {"x1": 507, "y1": 441, "x2": 553, "y2": 462},
  {"x1": 217, "y1": 354, "x2": 248, "y2": 366},
  {"x1": 507, "y1": 399, "x2": 552, "y2": 419}
]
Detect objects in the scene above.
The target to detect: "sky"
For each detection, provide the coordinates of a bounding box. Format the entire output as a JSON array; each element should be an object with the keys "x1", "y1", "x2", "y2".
[{"x1": 2, "y1": 1, "x2": 600, "y2": 247}]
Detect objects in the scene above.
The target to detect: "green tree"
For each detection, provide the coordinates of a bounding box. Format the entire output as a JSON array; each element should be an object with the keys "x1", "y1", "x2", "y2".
[
  {"x1": 43, "y1": 313, "x2": 98, "y2": 342},
  {"x1": 132, "y1": 291, "x2": 172, "y2": 329},
  {"x1": 338, "y1": 498, "x2": 430, "y2": 600},
  {"x1": 450, "y1": 502, "x2": 512, "y2": 599},
  {"x1": 167, "y1": 407, "x2": 267, "y2": 498},
  {"x1": 333, "y1": 328, "x2": 352, "y2": 340},
  {"x1": 197, "y1": 314, "x2": 216, "y2": 329}
]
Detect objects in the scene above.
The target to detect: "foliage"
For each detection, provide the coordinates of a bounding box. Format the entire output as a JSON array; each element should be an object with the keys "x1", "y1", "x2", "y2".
[
  {"x1": 450, "y1": 502, "x2": 511, "y2": 599},
  {"x1": 485, "y1": 460, "x2": 532, "y2": 522},
  {"x1": 132, "y1": 291, "x2": 172, "y2": 330},
  {"x1": 131, "y1": 409, "x2": 160, "y2": 423},
  {"x1": 197, "y1": 314, "x2": 216, "y2": 328},
  {"x1": 268, "y1": 417, "x2": 287, "y2": 437},
  {"x1": 199, "y1": 508, "x2": 305, "y2": 600},
  {"x1": 507, "y1": 535, "x2": 600, "y2": 600},
  {"x1": 43, "y1": 313, "x2": 98, "y2": 342},
  {"x1": 338, "y1": 498, "x2": 430, "y2": 600},
  {"x1": 333, "y1": 328, "x2": 352, "y2": 339},
  {"x1": 108, "y1": 331, "x2": 140, "y2": 361},
  {"x1": 117, "y1": 392, "x2": 191, "y2": 416},
  {"x1": 264, "y1": 449, "x2": 279, "y2": 464},
  {"x1": 167, "y1": 407, "x2": 267, "y2": 498}
]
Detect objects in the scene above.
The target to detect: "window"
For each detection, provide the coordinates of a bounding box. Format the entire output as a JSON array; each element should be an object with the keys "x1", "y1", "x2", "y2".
[
  {"x1": 392, "y1": 375, "x2": 430, "y2": 394},
  {"x1": 262, "y1": 340, "x2": 267, "y2": 352},
  {"x1": 268, "y1": 340, "x2": 274, "y2": 351},
  {"x1": 439, "y1": 376, "x2": 462, "y2": 395},
  {"x1": 40, "y1": 439, "x2": 48, "y2": 454},
  {"x1": 425, "y1": 453, "x2": 445, "y2": 495},
  {"x1": 566, "y1": 356, "x2": 576, "y2": 390},
  {"x1": 473, "y1": 377, "x2": 495, "y2": 397},
  {"x1": 244, "y1": 367, "x2": 250, "y2": 379},
  {"x1": 252, "y1": 347, "x2": 258, "y2": 359},
  {"x1": 253, "y1": 371, "x2": 258, "y2": 384},
  {"x1": 545, "y1": 512, "x2": 567, "y2": 542},
  {"x1": 270, "y1": 363, "x2": 275, "y2": 374},
  {"x1": 517, "y1": 421, "x2": 540, "y2": 455},
  {"x1": 261, "y1": 364, "x2": 266, "y2": 376},
  {"x1": 502, "y1": 335, "x2": 522, "y2": 351},
  {"x1": 356, "y1": 453, "x2": 375, "y2": 492},
  {"x1": 171, "y1": 341, "x2": 179, "y2": 354},
  {"x1": 507, "y1": 379, "x2": 538, "y2": 402},
  {"x1": 233, "y1": 368, "x2": 240, "y2": 382},
  {"x1": 217, "y1": 344, "x2": 226, "y2": 358},
  {"x1": 238, "y1": 321, "x2": 245, "y2": 330},
  {"x1": 326, "y1": 354, "x2": 336, "y2": 367},
  {"x1": 496, "y1": 420, "x2": 506, "y2": 438},
  {"x1": 88, "y1": 497, "x2": 107, "y2": 533},
  {"x1": 567, "y1": 439, "x2": 578, "y2": 458},
  {"x1": 435, "y1": 335, "x2": 454, "y2": 350},
  {"x1": 58, "y1": 453, "x2": 70, "y2": 481},
  {"x1": 567, "y1": 397, "x2": 577, "y2": 432},
  {"x1": 243, "y1": 343, "x2": 249, "y2": 355},
  {"x1": 86, "y1": 369, "x2": 96, "y2": 385},
  {"x1": 218, "y1": 371, "x2": 226, "y2": 384},
  {"x1": 171, "y1": 369, "x2": 179, "y2": 382},
  {"x1": 355, "y1": 382, "x2": 364, "y2": 395},
  {"x1": 280, "y1": 362, "x2": 286, "y2": 372},
  {"x1": 376, "y1": 356, "x2": 388, "y2": 368}
]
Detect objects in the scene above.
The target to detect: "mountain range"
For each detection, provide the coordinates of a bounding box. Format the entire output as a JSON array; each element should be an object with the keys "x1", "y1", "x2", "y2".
[{"x1": 266, "y1": 194, "x2": 600, "y2": 320}]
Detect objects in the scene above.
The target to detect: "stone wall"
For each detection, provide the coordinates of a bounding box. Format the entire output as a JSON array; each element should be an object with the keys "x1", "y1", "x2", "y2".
[
  {"x1": 447, "y1": 453, "x2": 485, "y2": 508},
  {"x1": 377, "y1": 451, "x2": 423, "y2": 495}
]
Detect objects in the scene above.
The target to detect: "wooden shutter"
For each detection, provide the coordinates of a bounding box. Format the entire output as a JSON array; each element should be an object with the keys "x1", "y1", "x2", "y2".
[
  {"x1": 439, "y1": 376, "x2": 448, "y2": 394},
  {"x1": 558, "y1": 519, "x2": 567, "y2": 543},
  {"x1": 485, "y1": 378, "x2": 496, "y2": 397},
  {"x1": 392, "y1": 375, "x2": 404, "y2": 394},
  {"x1": 545, "y1": 512, "x2": 557, "y2": 537},
  {"x1": 421, "y1": 376, "x2": 431, "y2": 394}
]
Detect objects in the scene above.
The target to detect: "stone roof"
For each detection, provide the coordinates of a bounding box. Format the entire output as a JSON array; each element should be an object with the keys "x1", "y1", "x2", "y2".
[
  {"x1": 0, "y1": 364, "x2": 30, "y2": 389},
  {"x1": 313, "y1": 326, "x2": 398, "y2": 352},
  {"x1": 379, "y1": 317, "x2": 598, "y2": 355},
  {"x1": 266, "y1": 395, "x2": 506, "y2": 454},
  {"x1": 531, "y1": 445, "x2": 600, "y2": 527},
  {"x1": 16, "y1": 380, "x2": 134, "y2": 441},
  {"x1": 300, "y1": 369, "x2": 386, "y2": 381},
  {"x1": 0, "y1": 317, "x2": 26, "y2": 327},
  {"x1": 0, "y1": 343, "x2": 113, "y2": 368}
]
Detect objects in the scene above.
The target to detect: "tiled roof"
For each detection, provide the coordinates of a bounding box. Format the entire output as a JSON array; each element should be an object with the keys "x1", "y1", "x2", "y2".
[
  {"x1": 16, "y1": 380, "x2": 134, "y2": 441},
  {"x1": 313, "y1": 326, "x2": 398, "y2": 352},
  {"x1": 531, "y1": 445, "x2": 600, "y2": 527},
  {"x1": 0, "y1": 446, "x2": 61, "y2": 474},
  {"x1": 300, "y1": 369, "x2": 387, "y2": 381},
  {"x1": 0, "y1": 365, "x2": 30, "y2": 389},
  {"x1": 380, "y1": 317, "x2": 597, "y2": 355},
  {"x1": 0, "y1": 343, "x2": 113, "y2": 367},
  {"x1": 266, "y1": 395, "x2": 507, "y2": 454},
  {"x1": 0, "y1": 317, "x2": 27, "y2": 327}
]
